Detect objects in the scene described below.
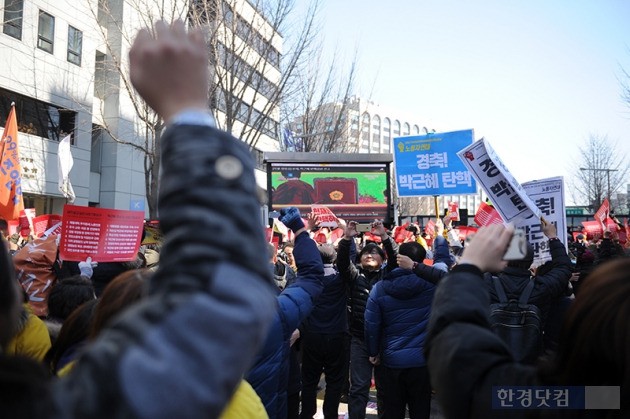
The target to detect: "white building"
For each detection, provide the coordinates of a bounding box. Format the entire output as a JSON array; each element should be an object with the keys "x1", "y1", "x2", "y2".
[
  {"x1": 291, "y1": 96, "x2": 426, "y2": 154},
  {"x1": 291, "y1": 96, "x2": 487, "y2": 221},
  {"x1": 0, "y1": 0, "x2": 281, "y2": 218}
]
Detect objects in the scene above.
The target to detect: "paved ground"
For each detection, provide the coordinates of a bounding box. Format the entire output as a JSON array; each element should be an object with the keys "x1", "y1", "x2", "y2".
[{"x1": 314, "y1": 385, "x2": 445, "y2": 418}]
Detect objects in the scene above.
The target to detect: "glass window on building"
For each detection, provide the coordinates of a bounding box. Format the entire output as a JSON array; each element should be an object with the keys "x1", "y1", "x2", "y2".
[
  {"x1": 372, "y1": 115, "x2": 380, "y2": 130},
  {"x1": 67, "y1": 26, "x2": 83, "y2": 65},
  {"x1": 403, "y1": 122, "x2": 410, "y2": 136},
  {"x1": 362, "y1": 112, "x2": 370, "y2": 132},
  {"x1": 37, "y1": 10, "x2": 55, "y2": 53},
  {"x1": 3, "y1": 0, "x2": 23, "y2": 39},
  {"x1": 393, "y1": 120, "x2": 400, "y2": 135},
  {"x1": 383, "y1": 117, "x2": 391, "y2": 133},
  {"x1": 0, "y1": 87, "x2": 76, "y2": 142},
  {"x1": 412, "y1": 124, "x2": 420, "y2": 135},
  {"x1": 91, "y1": 124, "x2": 104, "y2": 173}
]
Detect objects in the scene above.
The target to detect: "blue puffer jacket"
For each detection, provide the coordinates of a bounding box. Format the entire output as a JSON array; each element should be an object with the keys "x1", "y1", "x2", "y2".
[
  {"x1": 364, "y1": 268, "x2": 435, "y2": 369},
  {"x1": 246, "y1": 231, "x2": 324, "y2": 419}
]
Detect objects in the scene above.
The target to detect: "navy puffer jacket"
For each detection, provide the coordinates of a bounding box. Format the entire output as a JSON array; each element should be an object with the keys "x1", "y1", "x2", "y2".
[
  {"x1": 364, "y1": 268, "x2": 435, "y2": 369},
  {"x1": 246, "y1": 231, "x2": 324, "y2": 419}
]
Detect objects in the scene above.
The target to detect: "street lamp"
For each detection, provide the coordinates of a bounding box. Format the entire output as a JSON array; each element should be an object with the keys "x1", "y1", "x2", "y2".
[{"x1": 580, "y1": 167, "x2": 619, "y2": 208}]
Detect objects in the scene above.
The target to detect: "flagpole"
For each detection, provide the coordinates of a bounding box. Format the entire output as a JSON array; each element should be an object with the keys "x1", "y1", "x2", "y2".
[{"x1": 433, "y1": 195, "x2": 439, "y2": 219}]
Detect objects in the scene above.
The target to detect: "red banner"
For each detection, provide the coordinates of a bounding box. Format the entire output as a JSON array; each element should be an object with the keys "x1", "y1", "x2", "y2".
[
  {"x1": 594, "y1": 198, "x2": 609, "y2": 224},
  {"x1": 310, "y1": 205, "x2": 339, "y2": 228},
  {"x1": 424, "y1": 219, "x2": 436, "y2": 238},
  {"x1": 393, "y1": 223, "x2": 414, "y2": 243},
  {"x1": 456, "y1": 225, "x2": 478, "y2": 242},
  {"x1": 581, "y1": 220, "x2": 603, "y2": 241},
  {"x1": 448, "y1": 202, "x2": 460, "y2": 221},
  {"x1": 474, "y1": 202, "x2": 504, "y2": 226},
  {"x1": 32, "y1": 214, "x2": 62, "y2": 237},
  {"x1": 59, "y1": 205, "x2": 144, "y2": 262}
]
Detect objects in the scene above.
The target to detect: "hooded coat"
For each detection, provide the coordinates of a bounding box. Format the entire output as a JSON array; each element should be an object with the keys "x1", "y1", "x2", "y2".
[{"x1": 364, "y1": 268, "x2": 435, "y2": 369}]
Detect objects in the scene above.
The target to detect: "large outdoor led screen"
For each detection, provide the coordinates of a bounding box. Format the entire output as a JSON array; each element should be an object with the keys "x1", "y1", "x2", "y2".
[{"x1": 268, "y1": 162, "x2": 391, "y2": 223}]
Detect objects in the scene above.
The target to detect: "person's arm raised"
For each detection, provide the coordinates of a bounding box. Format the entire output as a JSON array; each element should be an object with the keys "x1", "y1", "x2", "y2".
[{"x1": 53, "y1": 20, "x2": 276, "y2": 419}]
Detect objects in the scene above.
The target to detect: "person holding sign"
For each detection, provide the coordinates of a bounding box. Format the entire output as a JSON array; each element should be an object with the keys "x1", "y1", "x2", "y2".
[
  {"x1": 426, "y1": 224, "x2": 629, "y2": 418},
  {"x1": 0, "y1": 20, "x2": 276, "y2": 418}
]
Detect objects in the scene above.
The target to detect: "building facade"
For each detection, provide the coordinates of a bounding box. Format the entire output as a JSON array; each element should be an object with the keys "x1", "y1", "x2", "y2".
[
  {"x1": 290, "y1": 96, "x2": 486, "y2": 221},
  {"x1": 1, "y1": 0, "x2": 281, "y2": 219}
]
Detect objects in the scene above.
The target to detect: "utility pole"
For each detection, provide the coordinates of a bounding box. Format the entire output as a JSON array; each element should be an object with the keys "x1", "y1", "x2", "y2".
[{"x1": 580, "y1": 167, "x2": 619, "y2": 209}]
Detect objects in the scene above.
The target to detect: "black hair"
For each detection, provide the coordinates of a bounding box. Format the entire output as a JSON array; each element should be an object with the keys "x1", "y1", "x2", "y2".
[
  {"x1": 44, "y1": 299, "x2": 98, "y2": 374},
  {"x1": 360, "y1": 243, "x2": 386, "y2": 260},
  {"x1": 399, "y1": 242, "x2": 427, "y2": 263},
  {"x1": 47, "y1": 275, "x2": 95, "y2": 322}
]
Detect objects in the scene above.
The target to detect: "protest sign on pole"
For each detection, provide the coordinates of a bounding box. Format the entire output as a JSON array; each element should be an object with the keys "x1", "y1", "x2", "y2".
[
  {"x1": 59, "y1": 205, "x2": 144, "y2": 262},
  {"x1": 393, "y1": 129, "x2": 477, "y2": 197},
  {"x1": 32, "y1": 214, "x2": 63, "y2": 238},
  {"x1": 458, "y1": 139, "x2": 541, "y2": 223},
  {"x1": 474, "y1": 201, "x2": 504, "y2": 226},
  {"x1": 517, "y1": 177, "x2": 567, "y2": 265},
  {"x1": 594, "y1": 198, "x2": 610, "y2": 224},
  {"x1": 447, "y1": 201, "x2": 460, "y2": 221},
  {"x1": 310, "y1": 205, "x2": 339, "y2": 228}
]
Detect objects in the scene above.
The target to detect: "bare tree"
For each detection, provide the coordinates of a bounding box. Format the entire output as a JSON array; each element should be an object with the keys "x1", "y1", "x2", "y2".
[
  {"x1": 190, "y1": 0, "x2": 321, "y2": 149},
  {"x1": 89, "y1": 0, "x2": 322, "y2": 218},
  {"x1": 283, "y1": 48, "x2": 358, "y2": 153},
  {"x1": 571, "y1": 134, "x2": 629, "y2": 211}
]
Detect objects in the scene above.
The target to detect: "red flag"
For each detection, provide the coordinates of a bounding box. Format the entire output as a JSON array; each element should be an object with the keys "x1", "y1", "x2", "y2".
[
  {"x1": 447, "y1": 202, "x2": 460, "y2": 221},
  {"x1": 581, "y1": 220, "x2": 603, "y2": 241},
  {"x1": 0, "y1": 105, "x2": 25, "y2": 220},
  {"x1": 474, "y1": 201, "x2": 503, "y2": 226},
  {"x1": 594, "y1": 199, "x2": 609, "y2": 224},
  {"x1": 424, "y1": 219, "x2": 436, "y2": 237},
  {"x1": 456, "y1": 225, "x2": 478, "y2": 242}
]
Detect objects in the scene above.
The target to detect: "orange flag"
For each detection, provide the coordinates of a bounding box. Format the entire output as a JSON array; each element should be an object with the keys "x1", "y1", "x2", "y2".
[{"x1": 0, "y1": 105, "x2": 25, "y2": 220}]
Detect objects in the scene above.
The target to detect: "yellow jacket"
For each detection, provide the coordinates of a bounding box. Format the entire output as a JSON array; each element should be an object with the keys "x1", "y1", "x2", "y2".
[
  {"x1": 6, "y1": 304, "x2": 52, "y2": 362},
  {"x1": 221, "y1": 380, "x2": 268, "y2": 419}
]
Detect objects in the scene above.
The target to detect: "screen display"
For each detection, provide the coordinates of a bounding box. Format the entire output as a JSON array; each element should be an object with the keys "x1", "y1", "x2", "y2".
[{"x1": 268, "y1": 162, "x2": 390, "y2": 222}]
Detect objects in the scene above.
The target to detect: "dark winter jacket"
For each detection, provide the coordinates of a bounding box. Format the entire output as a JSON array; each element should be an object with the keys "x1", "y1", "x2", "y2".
[
  {"x1": 426, "y1": 264, "x2": 539, "y2": 419},
  {"x1": 337, "y1": 237, "x2": 398, "y2": 340},
  {"x1": 432, "y1": 236, "x2": 455, "y2": 272},
  {"x1": 301, "y1": 264, "x2": 347, "y2": 334},
  {"x1": 595, "y1": 238, "x2": 624, "y2": 265},
  {"x1": 246, "y1": 231, "x2": 325, "y2": 419},
  {"x1": 411, "y1": 262, "x2": 448, "y2": 285},
  {"x1": 484, "y1": 238, "x2": 572, "y2": 323},
  {"x1": 48, "y1": 124, "x2": 278, "y2": 418},
  {"x1": 364, "y1": 268, "x2": 435, "y2": 368}
]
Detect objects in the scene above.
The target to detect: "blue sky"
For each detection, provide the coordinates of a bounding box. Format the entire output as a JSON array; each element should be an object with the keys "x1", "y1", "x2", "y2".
[{"x1": 313, "y1": 0, "x2": 630, "y2": 205}]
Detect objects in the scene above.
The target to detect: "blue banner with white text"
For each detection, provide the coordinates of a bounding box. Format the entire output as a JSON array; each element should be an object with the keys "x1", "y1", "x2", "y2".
[{"x1": 393, "y1": 129, "x2": 476, "y2": 196}]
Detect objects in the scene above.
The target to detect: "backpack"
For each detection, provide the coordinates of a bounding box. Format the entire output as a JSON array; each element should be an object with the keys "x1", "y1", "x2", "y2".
[{"x1": 489, "y1": 276, "x2": 543, "y2": 364}]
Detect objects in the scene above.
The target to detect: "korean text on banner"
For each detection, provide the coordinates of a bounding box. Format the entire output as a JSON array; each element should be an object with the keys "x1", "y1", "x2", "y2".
[
  {"x1": 0, "y1": 105, "x2": 25, "y2": 220},
  {"x1": 447, "y1": 201, "x2": 460, "y2": 221},
  {"x1": 59, "y1": 205, "x2": 145, "y2": 262},
  {"x1": 517, "y1": 177, "x2": 567, "y2": 265},
  {"x1": 393, "y1": 129, "x2": 477, "y2": 197},
  {"x1": 458, "y1": 139, "x2": 541, "y2": 223},
  {"x1": 310, "y1": 205, "x2": 339, "y2": 228},
  {"x1": 474, "y1": 201, "x2": 504, "y2": 226}
]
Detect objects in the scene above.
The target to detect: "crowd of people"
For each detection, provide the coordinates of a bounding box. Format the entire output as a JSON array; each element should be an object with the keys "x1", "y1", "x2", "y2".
[{"x1": 1, "y1": 20, "x2": 629, "y2": 419}]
